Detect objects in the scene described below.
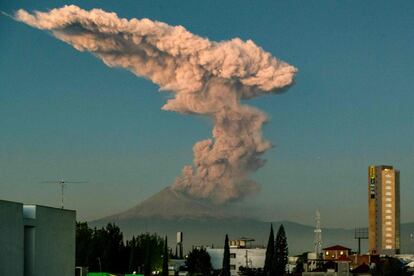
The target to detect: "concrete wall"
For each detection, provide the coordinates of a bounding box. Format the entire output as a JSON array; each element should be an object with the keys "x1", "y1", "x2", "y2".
[
  {"x1": 0, "y1": 200, "x2": 24, "y2": 276},
  {"x1": 0, "y1": 200, "x2": 75, "y2": 276},
  {"x1": 25, "y1": 205, "x2": 76, "y2": 276}
]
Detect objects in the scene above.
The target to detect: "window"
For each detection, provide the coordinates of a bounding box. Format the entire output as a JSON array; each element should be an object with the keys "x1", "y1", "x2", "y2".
[
  {"x1": 385, "y1": 215, "x2": 392, "y2": 219},
  {"x1": 230, "y1": 253, "x2": 236, "y2": 258},
  {"x1": 230, "y1": 265, "x2": 236, "y2": 270},
  {"x1": 385, "y1": 221, "x2": 392, "y2": 225},
  {"x1": 386, "y1": 209, "x2": 392, "y2": 213},
  {"x1": 385, "y1": 198, "x2": 392, "y2": 202},
  {"x1": 340, "y1": 251, "x2": 344, "y2": 255},
  {"x1": 325, "y1": 251, "x2": 329, "y2": 256},
  {"x1": 385, "y1": 192, "x2": 392, "y2": 196},
  {"x1": 385, "y1": 245, "x2": 392, "y2": 249},
  {"x1": 386, "y1": 204, "x2": 392, "y2": 207}
]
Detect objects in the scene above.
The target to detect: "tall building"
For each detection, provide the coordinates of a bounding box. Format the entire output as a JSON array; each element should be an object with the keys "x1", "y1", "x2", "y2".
[{"x1": 368, "y1": 165, "x2": 400, "y2": 255}]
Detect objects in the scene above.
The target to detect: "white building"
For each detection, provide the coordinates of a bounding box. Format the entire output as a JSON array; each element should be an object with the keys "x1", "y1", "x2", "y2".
[
  {"x1": 206, "y1": 238, "x2": 266, "y2": 276},
  {"x1": 0, "y1": 199, "x2": 76, "y2": 276}
]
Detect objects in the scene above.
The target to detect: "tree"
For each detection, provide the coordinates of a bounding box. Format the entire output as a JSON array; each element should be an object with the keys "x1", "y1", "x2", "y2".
[
  {"x1": 186, "y1": 247, "x2": 212, "y2": 275},
  {"x1": 76, "y1": 222, "x2": 93, "y2": 267},
  {"x1": 75, "y1": 222, "x2": 164, "y2": 274},
  {"x1": 293, "y1": 253, "x2": 307, "y2": 274},
  {"x1": 274, "y1": 224, "x2": 288, "y2": 276},
  {"x1": 77, "y1": 223, "x2": 126, "y2": 272},
  {"x1": 263, "y1": 224, "x2": 275, "y2": 276},
  {"x1": 372, "y1": 256, "x2": 408, "y2": 276},
  {"x1": 222, "y1": 234, "x2": 231, "y2": 276},
  {"x1": 162, "y1": 236, "x2": 169, "y2": 276}
]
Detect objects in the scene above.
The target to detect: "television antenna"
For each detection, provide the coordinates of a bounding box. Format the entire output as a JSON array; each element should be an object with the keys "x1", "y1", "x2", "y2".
[{"x1": 41, "y1": 179, "x2": 87, "y2": 209}]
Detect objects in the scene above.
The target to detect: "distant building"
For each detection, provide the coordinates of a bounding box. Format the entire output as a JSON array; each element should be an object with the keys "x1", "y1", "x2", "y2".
[
  {"x1": 0, "y1": 199, "x2": 76, "y2": 276},
  {"x1": 323, "y1": 245, "x2": 351, "y2": 261},
  {"x1": 206, "y1": 237, "x2": 265, "y2": 276},
  {"x1": 368, "y1": 165, "x2": 400, "y2": 255}
]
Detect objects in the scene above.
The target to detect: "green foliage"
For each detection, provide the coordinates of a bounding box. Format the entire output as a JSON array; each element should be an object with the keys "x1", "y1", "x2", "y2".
[
  {"x1": 127, "y1": 232, "x2": 164, "y2": 275},
  {"x1": 162, "y1": 236, "x2": 169, "y2": 276},
  {"x1": 186, "y1": 247, "x2": 212, "y2": 276},
  {"x1": 263, "y1": 224, "x2": 275, "y2": 276},
  {"x1": 371, "y1": 256, "x2": 408, "y2": 276},
  {"x1": 274, "y1": 224, "x2": 288, "y2": 276},
  {"x1": 221, "y1": 234, "x2": 231, "y2": 276},
  {"x1": 293, "y1": 255, "x2": 305, "y2": 274},
  {"x1": 76, "y1": 222, "x2": 127, "y2": 272},
  {"x1": 76, "y1": 222, "x2": 93, "y2": 267},
  {"x1": 75, "y1": 222, "x2": 164, "y2": 275}
]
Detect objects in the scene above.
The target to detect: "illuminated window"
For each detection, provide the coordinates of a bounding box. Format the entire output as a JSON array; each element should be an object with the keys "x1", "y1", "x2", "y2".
[
  {"x1": 340, "y1": 251, "x2": 344, "y2": 255},
  {"x1": 385, "y1": 198, "x2": 392, "y2": 202},
  {"x1": 385, "y1": 245, "x2": 392, "y2": 249},
  {"x1": 386, "y1": 209, "x2": 392, "y2": 213},
  {"x1": 326, "y1": 251, "x2": 329, "y2": 256},
  {"x1": 385, "y1": 192, "x2": 392, "y2": 196},
  {"x1": 386, "y1": 221, "x2": 392, "y2": 225},
  {"x1": 385, "y1": 215, "x2": 392, "y2": 219},
  {"x1": 386, "y1": 204, "x2": 392, "y2": 207}
]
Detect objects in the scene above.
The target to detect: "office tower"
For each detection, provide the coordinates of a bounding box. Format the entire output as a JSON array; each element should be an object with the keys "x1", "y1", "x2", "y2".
[{"x1": 368, "y1": 165, "x2": 400, "y2": 255}]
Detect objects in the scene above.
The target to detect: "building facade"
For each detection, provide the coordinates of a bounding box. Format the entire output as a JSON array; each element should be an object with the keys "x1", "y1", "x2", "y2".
[
  {"x1": 206, "y1": 238, "x2": 265, "y2": 276},
  {"x1": 322, "y1": 245, "x2": 351, "y2": 261},
  {"x1": 0, "y1": 200, "x2": 76, "y2": 276},
  {"x1": 368, "y1": 165, "x2": 400, "y2": 255}
]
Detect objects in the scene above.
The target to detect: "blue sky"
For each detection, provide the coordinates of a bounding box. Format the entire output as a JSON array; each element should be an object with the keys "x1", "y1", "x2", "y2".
[{"x1": 1, "y1": 0, "x2": 413, "y2": 227}]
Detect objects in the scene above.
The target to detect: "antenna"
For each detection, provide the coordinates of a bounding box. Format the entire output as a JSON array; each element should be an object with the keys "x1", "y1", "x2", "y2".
[
  {"x1": 314, "y1": 210, "x2": 322, "y2": 258},
  {"x1": 41, "y1": 179, "x2": 87, "y2": 209}
]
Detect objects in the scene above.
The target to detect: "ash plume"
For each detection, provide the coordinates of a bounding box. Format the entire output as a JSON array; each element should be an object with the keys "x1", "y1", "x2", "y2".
[{"x1": 15, "y1": 5, "x2": 297, "y2": 203}]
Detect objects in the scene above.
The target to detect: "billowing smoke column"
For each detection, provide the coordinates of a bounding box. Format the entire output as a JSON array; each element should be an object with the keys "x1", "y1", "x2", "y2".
[{"x1": 16, "y1": 5, "x2": 297, "y2": 203}]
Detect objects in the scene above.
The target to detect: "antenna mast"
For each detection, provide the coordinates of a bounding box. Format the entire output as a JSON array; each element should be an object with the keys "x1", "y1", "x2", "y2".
[
  {"x1": 41, "y1": 179, "x2": 87, "y2": 209},
  {"x1": 314, "y1": 210, "x2": 322, "y2": 257}
]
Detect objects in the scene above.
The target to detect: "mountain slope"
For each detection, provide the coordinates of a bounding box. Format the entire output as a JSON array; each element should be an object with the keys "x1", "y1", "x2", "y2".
[
  {"x1": 91, "y1": 187, "x2": 414, "y2": 255},
  {"x1": 103, "y1": 187, "x2": 229, "y2": 221}
]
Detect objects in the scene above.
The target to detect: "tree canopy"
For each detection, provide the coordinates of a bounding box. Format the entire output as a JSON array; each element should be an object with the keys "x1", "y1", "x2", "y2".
[
  {"x1": 186, "y1": 247, "x2": 213, "y2": 275},
  {"x1": 76, "y1": 222, "x2": 164, "y2": 275},
  {"x1": 263, "y1": 224, "x2": 275, "y2": 276},
  {"x1": 222, "y1": 234, "x2": 231, "y2": 276},
  {"x1": 275, "y1": 224, "x2": 288, "y2": 276}
]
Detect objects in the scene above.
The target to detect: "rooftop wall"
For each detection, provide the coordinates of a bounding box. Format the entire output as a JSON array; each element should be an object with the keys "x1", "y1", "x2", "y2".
[{"x1": 0, "y1": 200, "x2": 24, "y2": 276}]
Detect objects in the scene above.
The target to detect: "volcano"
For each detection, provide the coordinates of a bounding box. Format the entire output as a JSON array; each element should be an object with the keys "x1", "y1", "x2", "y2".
[
  {"x1": 103, "y1": 187, "x2": 232, "y2": 221},
  {"x1": 90, "y1": 187, "x2": 403, "y2": 255}
]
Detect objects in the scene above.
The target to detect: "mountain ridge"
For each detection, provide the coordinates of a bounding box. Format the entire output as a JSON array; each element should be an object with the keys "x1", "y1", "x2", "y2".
[{"x1": 91, "y1": 187, "x2": 414, "y2": 255}]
